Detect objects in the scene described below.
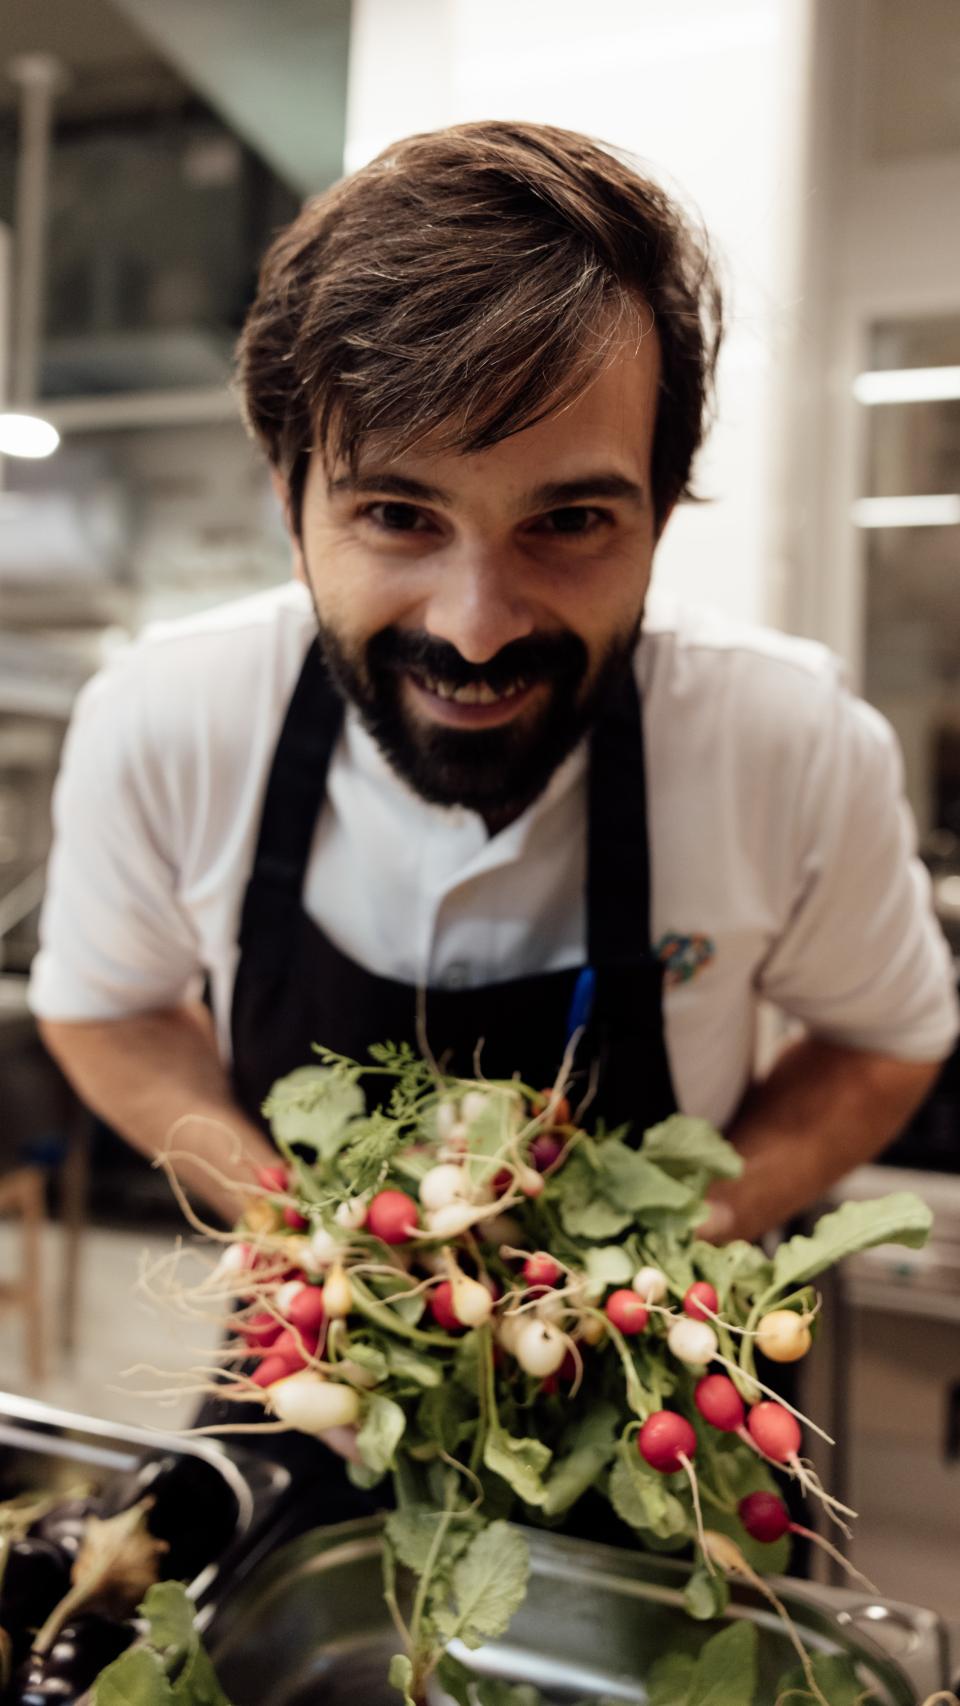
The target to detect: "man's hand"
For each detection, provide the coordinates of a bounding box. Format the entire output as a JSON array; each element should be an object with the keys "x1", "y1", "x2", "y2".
[
  {"x1": 39, "y1": 1001, "x2": 280, "y2": 1224},
  {"x1": 701, "y1": 1034, "x2": 943, "y2": 1245}
]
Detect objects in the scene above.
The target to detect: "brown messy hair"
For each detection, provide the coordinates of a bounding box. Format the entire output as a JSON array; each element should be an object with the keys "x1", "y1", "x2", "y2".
[{"x1": 238, "y1": 120, "x2": 723, "y2": 533}]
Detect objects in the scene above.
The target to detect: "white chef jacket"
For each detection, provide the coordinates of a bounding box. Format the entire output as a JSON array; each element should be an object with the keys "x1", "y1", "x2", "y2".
[{"x1": 29, "y1": 579, "x2": 959, "y2": 1131}]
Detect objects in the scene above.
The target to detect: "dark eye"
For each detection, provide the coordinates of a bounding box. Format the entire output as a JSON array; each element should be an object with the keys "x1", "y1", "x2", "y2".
[
  {"x1": 537, "y1": 507, "x2": 605, "y2": 536},
  {"x1": 363, "y1": 501, "x2": 430, "y2": 532}
]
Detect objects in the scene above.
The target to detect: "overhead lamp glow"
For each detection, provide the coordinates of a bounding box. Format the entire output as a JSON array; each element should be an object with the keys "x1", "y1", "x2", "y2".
[
  {"x1": 851, "y1": 494, "x2": 960, "y2": 529},
  {"x1": 853, "y1": 366, "x2": 960, "y2": 405},
  {"x1": 0, "y1": 412, "x2": 60, "y2": 458}
]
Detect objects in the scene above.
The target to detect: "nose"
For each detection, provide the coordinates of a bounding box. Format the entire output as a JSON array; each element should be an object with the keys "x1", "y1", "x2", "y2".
[{"x1": 420, "y1": 547, "x2": 537, "y2": 664}]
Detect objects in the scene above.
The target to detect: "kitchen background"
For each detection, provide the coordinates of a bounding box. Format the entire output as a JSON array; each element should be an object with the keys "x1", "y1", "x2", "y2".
[{"x1": 0, "y1": 0, "x2": 957, "y2": 1653}]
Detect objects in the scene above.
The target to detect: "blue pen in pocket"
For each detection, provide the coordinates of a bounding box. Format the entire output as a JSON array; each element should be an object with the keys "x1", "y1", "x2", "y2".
[{"x1": 564, "y1": 965, "x2": 597, "y2": 1045}]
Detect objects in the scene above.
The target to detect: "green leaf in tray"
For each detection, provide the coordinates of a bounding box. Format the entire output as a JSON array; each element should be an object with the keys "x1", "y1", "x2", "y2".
[
  {"x1": 775, "y1": 1652, "x2": 878, "y2": 1705},
  {"x1": 769, "y1": 1192, "x2": 932, "y2": 1295},
  {"x1": 432, "y1": 1521, "x2": 529, "y2": 1649},
  {"x1": 687, "y1": 1620, "x2": 758, "y2": 1705},
  {"x1": 384, "y1": 1505, "x2": 472, "y2": 1576},
  {"x1": 646, "y1": 1651, "x2": 698, "y2": 1706},
  {"x1": 642, "y1": 1115, "x2": 744, "y2": 1181},
  {"x1": 92, "y1": 1583, "x2": 233, "y2": 1706}
]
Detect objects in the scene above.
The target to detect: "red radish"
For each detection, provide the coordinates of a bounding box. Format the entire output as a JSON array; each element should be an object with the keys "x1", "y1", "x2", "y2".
[
  {"x1": 738, "y1": 1491, "x2": 880, "y2": 1592},
  {"x1": 428, "y1": 1281, "x2": 462, "y2": 1332},
  {"x1": 256, "y1": 1163, "x2": 289, "y2": 1193},
  {"x1": 605, "y1": 1290, "x2": 650, "y2": 1336},
  {"x1": 251, "y1": 1353, "x2": 293, "y2": 1387},
  {"x1": 272, "y1": 1326, "x2": 320, "y2": 1368},
  {"x1": 523, "y1": 1253, "x2": 563, "y2": 1288},
  {"x1": 367, "y1": 1190, "x2": 419, "y2": 1244},
  {"x1": 530, "y1": 1132, "x2": 564, "y2": 1172},
  {"x1": 746, "y1": 1402, "x2": 802, "y2": 1463},
  {"x1": 695, "y1": 1374, "x2": 746, "y2": 1433},
  {"x1": 283, "y1": 1205, "x2": 309, "y2": 1231},
  {"x1": 242, "y1": 1312, "x2": 283, "y2": 1351},
  {"x1": 684, "y1": 1282, "x2": 719, "y2": 1321},
  {"x1": 638, "y1": 1411, "x2": 697, "y2": 1473},
  {"x1": 286, "y1": 1285, "x2": 326, "y2": 1335},
  {"x1": 492, "y1": 1168, "x2": 514, "y2": 1195},
  {"x1": 739, "y1": 1491, "x2": 790, "y2": 1544},
  {"x1": 558, "y1": 1349, "x2": 578, "y2": 1382}
]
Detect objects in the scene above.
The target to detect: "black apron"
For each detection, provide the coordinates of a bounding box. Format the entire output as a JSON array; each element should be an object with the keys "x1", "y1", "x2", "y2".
[{"x1": 201, "y1": 641, "x2": 678, "y2": 1526}]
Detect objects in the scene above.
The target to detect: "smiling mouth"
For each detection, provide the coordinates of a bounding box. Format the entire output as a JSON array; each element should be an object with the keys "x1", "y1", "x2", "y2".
[{"x1": 409, "y1": 670, "x2": 530, "y2": 705}]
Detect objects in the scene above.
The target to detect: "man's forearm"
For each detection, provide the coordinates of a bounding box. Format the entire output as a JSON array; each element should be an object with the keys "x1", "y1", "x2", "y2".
[
  {"x1": 706, "y1": 1035, "x2": 942, "y2": 1244},
  {"x1": 38, "y1": 1004, "x2": 279, "y2": 1224}
]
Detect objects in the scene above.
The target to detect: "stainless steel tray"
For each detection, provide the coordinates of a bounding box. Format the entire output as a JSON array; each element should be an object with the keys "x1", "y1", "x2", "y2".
[
  {"x1": 208, "y1": 1516, "x2": 950, "y2": 1704},
  {"x1": 0, "y1": 1388, "x2": 290, "y2": 1607}
]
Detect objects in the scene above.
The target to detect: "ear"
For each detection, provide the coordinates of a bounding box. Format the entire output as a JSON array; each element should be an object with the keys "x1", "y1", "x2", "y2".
[{"x1": 271, "y1": 468, "x2": 308, "y2": 585}]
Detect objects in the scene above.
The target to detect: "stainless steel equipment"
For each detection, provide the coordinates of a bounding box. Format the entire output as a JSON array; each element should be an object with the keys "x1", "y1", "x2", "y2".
[
  {"x1": 804, "y1": 1165, "x2": 960, "y2": 1664},
  {"x1": 207, "y1": 1517, "x2": 951, "y2": 1705},
  {"x1": 0, "y1": 1388, "x2": 290, "y2": 1608}
]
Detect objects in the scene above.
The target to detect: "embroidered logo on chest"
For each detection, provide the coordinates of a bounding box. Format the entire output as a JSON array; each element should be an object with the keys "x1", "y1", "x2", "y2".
[{"x1": 656, "y1": 932, "x2": 716, "y2": 987}]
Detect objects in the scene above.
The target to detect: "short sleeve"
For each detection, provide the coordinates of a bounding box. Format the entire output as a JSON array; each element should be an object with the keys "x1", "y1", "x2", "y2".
[
  {"x1": 28, "y1": 657, "x2": 203, "y2": 1021},
  {"x1": 757, "y1": 682, "x2": 959, "y2": 1060}
]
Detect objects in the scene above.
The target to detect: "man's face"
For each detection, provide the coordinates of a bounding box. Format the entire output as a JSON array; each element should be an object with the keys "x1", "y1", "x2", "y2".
[{"x1": 286, "y1": 333, "x2": 666, "y2": 824}]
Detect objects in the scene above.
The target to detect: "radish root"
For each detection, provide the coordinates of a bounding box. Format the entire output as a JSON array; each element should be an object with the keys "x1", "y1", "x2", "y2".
[{"x1": 703, "y1": 1531, "x2": 830, "y2": 1706}]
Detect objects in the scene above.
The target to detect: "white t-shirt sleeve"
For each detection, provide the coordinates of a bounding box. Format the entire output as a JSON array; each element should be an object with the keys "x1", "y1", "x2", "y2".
[
  {"x1": 29, "y1": 653, "x2": 203, "y2": 1021},
  {"x1": 756, "y1": 676, "x2": 959, "y2": 1060}
]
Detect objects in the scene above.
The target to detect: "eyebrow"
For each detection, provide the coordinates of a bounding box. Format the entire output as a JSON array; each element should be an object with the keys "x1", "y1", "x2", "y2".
[{"x1": 328, "y1": 470, "x2": 648, "y2": 512}]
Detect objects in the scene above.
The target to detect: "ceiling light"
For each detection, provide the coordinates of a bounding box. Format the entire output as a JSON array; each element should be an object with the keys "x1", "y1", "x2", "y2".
[
  {"x1": 0, "y1": 412, "x2": 60, "y2": 458},
  {"x1": 851, "y1": 495, "x2": 960, "y2": 528},
  {"x1": 853, "y1": 366, "x2": 960, "y2": 405}
]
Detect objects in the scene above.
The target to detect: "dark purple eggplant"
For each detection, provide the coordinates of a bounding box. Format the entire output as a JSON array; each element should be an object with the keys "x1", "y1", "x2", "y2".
[
  {"x1": 101, "y1": 1453, "x2": 238, "y2": 1581},
  {"x1": 27, "y1": 1500, "x2": 101, "y2": 1565},
  {"x1": 0, "y1": 1539, "x2": 71, "y2": 1658},
  {"x1": 7, "y1": 1615, "x2": 135, "y2": 1703}
]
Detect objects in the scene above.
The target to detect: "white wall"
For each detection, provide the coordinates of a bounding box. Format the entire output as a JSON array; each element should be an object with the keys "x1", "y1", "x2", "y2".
[{"x1": 345, "y1": 0, "x2": 816, "y2": 628}]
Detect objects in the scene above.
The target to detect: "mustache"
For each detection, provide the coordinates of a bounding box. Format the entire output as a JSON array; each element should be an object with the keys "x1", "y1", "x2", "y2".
[{"x1": 366, "y1": 627, "x2": 588, "y2": 693}]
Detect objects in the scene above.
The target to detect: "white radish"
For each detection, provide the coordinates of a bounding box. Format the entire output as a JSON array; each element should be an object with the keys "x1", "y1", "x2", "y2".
[
  {"x1": 276, "y1": 1279, "x2": 306, "y2": 1315},
  {"x1": 267, "y1": 1371, "x2": 360, "y2": 1433},
  {"x1": 419, "y1": 1164, "x2": 471, "y2": 1212},
  {"x1": 632, "y1": 1265, "x2": 668, "y2": 1304},
  {"x1": 461, "y1": 1090, "x2": 490, "y2": 1124},
  {"x1": 309, "y1": 1226, "x2": 342, "y2": 1268},
  {"x1": 576, "y1": 1313, "x2": 606, "y2": 1347},
  {"x1": 515, "y1": 1164, "x2": 544, "y2": 1199},
  {"x1": 668, "y1": 1319, "x2": 719, "y2": 1366},
  {"x1": 323, "y1": 1262, "x2": 353, "y2": 1319},
  {"x1": 212, "y1": 1241, "x2": 253, "y2": 1283},
  {"x1": 496, "y1": 1313, "x2": 524, "y2": 1356},
  {"x1": 335, "y1": 1196, "x2": 368, "y2": 1231},
  {"x1": 514, "y1": 1318, "x2": 567, "y2": 1378},
  {"x1": 425, "y1": 1201, "x2": 478, "y2": 1239},
  {"x1": 480, "y1": 1212, "x2": 523, "y2": 1245},
  {"x1": 443, "y1": 1251, "x2": 494, "y2": 1327},
  {"x1": 756, "y1": 1309, "x2": 813, "y2": 1363},
  {"x1": 435, "y1": 1100, "x2": 460, "y2": 1141},
  {"x1": 534, "y1": 1291, "x2": 567, "y2": 1325}
]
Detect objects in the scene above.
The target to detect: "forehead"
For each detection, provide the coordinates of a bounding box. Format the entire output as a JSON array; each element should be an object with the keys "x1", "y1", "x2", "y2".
[{"x1": 334, "y1": 329, "x2": 662, "y2": 493}]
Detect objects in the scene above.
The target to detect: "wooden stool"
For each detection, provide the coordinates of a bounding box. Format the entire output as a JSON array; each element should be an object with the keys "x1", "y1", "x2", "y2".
[{"x1": 0, "y1": 1166, "x2": 46, "y2": 1383}]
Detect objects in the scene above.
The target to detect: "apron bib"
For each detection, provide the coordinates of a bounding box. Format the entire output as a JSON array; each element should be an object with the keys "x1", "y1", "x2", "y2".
[{"x1": 202, "y1": 641, "x2": 678, "y2": 1526}]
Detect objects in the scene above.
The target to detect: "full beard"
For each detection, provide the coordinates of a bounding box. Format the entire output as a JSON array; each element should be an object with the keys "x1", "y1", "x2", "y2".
[{"x1": 312, "y1": 616, "x2": 642, "y2": 824}]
